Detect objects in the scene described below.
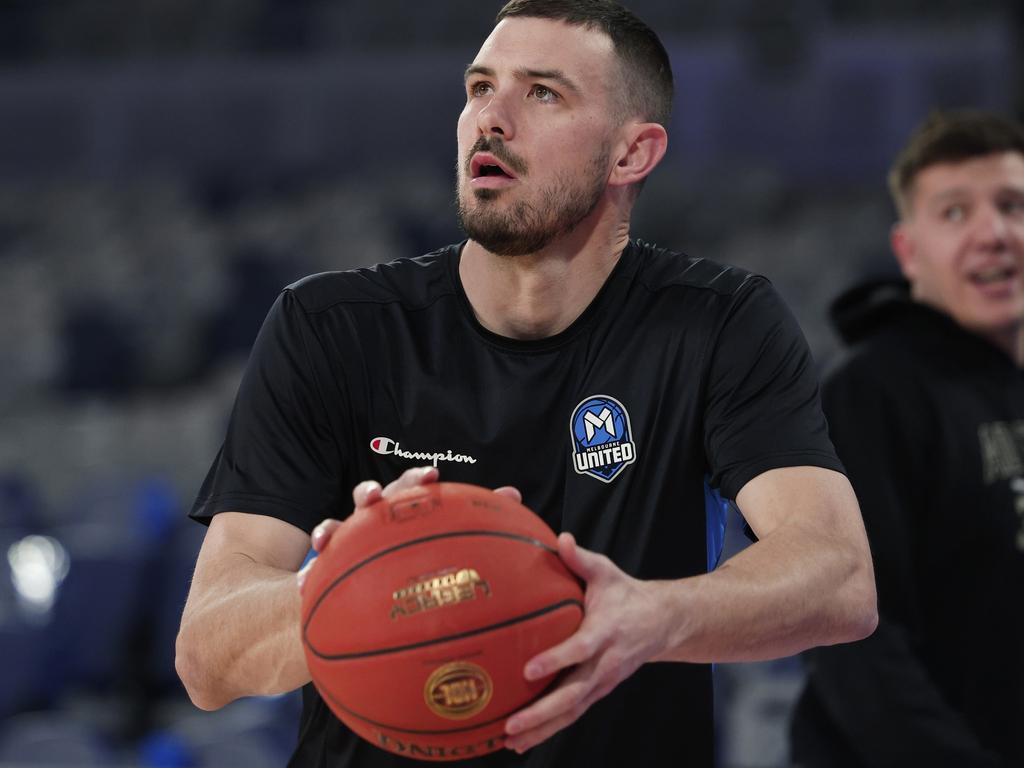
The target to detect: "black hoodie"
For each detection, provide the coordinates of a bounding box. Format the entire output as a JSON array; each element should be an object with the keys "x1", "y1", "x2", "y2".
[{"x1": 790, "y1": 281, "x2": 1024, "y2": 767}]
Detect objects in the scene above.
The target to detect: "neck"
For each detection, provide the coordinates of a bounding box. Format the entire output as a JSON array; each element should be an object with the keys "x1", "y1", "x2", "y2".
[
  {"x1": 460, "y1": 215, "x2": 631, "y2": 340},
  {"x1": 910, "y1": 287, "x2": 1024, "y2": 367}
]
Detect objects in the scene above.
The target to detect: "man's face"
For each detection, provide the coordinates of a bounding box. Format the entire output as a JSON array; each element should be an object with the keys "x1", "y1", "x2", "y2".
[
  {"x1": 894, "y1": 151, "x2": 1024, "y2": 338},
  {"x1": 456, "y1": 17, "x2": 620, "y2": 256}
]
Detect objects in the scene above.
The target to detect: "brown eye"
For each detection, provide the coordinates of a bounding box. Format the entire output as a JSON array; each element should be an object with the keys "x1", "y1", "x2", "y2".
[
  {"x1": 941, "y1": 204, "x2": 966, "y2": 223},
  {"x1": 999, "y1": 197, "x2": 1024, "y2": 217},
  {"x1": 469, "y1": 81, "x2": 493, "y2": 98},
  {"x1": 530, "y1": 84, "x2": 559, "y2": 103}
]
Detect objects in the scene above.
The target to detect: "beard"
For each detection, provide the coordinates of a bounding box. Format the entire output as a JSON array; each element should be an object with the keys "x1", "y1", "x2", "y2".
[{"x1": 456, "y1": 137, "x2": 611, "y2": 257}]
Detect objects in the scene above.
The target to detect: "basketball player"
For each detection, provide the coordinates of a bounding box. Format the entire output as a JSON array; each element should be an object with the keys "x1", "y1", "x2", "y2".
[
  {"x1": 790, "y1": 111, "x2": 1024, "y2": 766},
  {"x1": 176, "y1": 2, "x2": 878, "y2": 766}
]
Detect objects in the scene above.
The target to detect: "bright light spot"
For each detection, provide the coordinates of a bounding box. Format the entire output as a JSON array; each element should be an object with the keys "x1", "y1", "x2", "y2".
[{"x1": 7, "y1": 535, "x2": 69, "y2": 615}]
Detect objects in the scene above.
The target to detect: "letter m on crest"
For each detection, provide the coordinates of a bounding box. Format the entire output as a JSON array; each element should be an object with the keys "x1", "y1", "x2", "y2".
[{"x1": 583, "y1": 408, "x2": 615, "y2": 442}]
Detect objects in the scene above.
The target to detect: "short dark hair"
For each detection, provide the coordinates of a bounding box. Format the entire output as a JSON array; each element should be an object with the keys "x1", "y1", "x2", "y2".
[
  {"x1": 495, "y1": 0, "x2": 673, "y2": 126},
  {"x1": 889, "y1": 109, "x2": 1024, "y2": 216}
]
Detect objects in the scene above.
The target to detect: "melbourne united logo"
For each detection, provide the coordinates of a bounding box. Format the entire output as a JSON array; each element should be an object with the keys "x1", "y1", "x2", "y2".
[{"x1": 570, "y1": 395, "x2": 637, "y2": 483}]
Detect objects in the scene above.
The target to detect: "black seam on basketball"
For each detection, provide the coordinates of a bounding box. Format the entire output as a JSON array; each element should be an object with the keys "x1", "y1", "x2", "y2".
[
  {"x1": 316, "y1": 635, "x2": 569, "y2": 735},
  {"x1": 310, "y1": 598, "x2": 583, "y2": 660},
  {"x1": 302, "y1": 529, "x2": 557, "y2": 644}
]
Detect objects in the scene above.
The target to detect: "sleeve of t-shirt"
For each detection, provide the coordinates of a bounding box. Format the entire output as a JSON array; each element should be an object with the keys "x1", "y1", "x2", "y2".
[
  {"x1": 190, "y1": 288, "x2": 345, "y2": 534},
  {"x1": 703, "y1": 276, "x2": 843, "y2": 501}
]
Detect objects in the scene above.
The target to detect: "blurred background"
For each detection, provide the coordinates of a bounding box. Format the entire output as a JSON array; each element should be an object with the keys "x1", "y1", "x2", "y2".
[{"x1": 0, "y1": 1, "x2": 1020, "y2": 766}]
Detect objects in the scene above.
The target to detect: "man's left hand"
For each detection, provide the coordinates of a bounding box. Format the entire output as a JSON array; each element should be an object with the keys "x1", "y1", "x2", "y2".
[{"x1": 503, "y1": 532, "x2": 671, "y2": 753}]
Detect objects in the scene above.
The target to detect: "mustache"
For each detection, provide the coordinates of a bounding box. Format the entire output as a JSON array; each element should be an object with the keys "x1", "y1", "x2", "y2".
[{"x1": 464, "y1": 136, "x2": 528, "y2": 177}]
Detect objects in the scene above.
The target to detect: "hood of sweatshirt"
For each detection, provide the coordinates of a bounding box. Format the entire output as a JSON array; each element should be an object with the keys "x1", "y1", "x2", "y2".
[{"x1": 829, "y1": 278, "x2": 1018, "y2": 373}]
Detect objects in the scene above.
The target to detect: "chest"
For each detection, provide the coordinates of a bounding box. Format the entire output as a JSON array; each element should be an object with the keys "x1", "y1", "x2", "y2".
[
  {"x1": 332, "y1": 302, "x2": 714, "y2": 579},
  {"x1": 919, "y1": 373, "x2": 1024, "y2": 561}
]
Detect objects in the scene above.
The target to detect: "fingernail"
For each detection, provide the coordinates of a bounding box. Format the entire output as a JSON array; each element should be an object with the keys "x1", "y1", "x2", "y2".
[
  {"x1": 505, "y1": 717, "x2": 521, "y2": 735},
  {"x1": 524, "y1": 663, "x2": 542, "y2": 680}
]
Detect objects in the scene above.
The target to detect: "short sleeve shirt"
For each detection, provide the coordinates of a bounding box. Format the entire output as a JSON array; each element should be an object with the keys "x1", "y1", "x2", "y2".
[{"x1": 191, "y1": 240, "x2": 842, "y2": 768}]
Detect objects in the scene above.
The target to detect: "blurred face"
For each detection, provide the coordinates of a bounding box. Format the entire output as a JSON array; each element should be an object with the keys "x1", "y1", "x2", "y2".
[
  {"x1": 894, "y1": 152, "x2": 1024, "y2": 340},
  {"x1": 456, "y1": 17, "x2": 620, "y2": 256}
]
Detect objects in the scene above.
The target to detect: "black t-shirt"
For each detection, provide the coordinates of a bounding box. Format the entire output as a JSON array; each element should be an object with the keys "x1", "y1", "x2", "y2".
[{"x1": 191, "y1": 240, "x2": 842, "y2": 768}]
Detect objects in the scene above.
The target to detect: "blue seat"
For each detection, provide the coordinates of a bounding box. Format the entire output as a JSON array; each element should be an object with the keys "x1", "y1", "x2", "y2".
[
  {"x1": 40, "y1": 525, "x2": 149, "y2": 697},
  {"x1": 160, "y1": 696, "x2": 295, "y2": 768},
  {"x1": 0, "y1": 622, "x2": 47, "y2": 718},
  {"x1": 0, "y1": 711, "x2": 116, "y2": 766},
  {"x1": 146, "y1": 519, "x2": 206, "y2": 694}
]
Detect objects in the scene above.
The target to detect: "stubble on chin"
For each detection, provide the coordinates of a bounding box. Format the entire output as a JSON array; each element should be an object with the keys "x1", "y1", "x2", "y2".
[
  {"x1": 455, "y1": 146, "x2": 610, "y2": 257},
  {"x1": 457, "y1": 190, "x2": 551, "y2": 257},
  {"x1": 471, "y1": 188, "x2": 500, "y2": 202}
]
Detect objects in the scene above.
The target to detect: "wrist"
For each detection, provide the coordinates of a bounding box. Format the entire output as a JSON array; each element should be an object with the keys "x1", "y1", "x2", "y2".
[{"x1": 646, "y1": 577, "x2": 695, "y2": 663}]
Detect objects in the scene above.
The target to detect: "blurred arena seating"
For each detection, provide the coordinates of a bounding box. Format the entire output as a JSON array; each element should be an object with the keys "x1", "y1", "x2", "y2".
[{"x1": 0, "y1": 1, "x2": 1018, "y2": 765}]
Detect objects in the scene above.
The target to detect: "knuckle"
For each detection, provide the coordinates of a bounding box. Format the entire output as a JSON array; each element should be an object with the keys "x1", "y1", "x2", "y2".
[
  {"x1": 603, "y1": 650, "x2": 623, "y2": 672},
  {"x1": 577, "y1": 633, "x2": 599, "y2": 658},
  {"x1": 570, "y1": 701, "x2": 588, "y2": 721},
  {"x1": 567, "y1": 684, "x2": 589, "y2": 710}
]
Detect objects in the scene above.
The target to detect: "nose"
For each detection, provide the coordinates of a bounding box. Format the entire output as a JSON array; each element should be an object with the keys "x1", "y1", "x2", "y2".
[
  {"x1": 974, "y1": 202, "x2": 1010, "y2": 251},
  {"x1": 475, "y1": 92, "x2": 515, "y2": 140}
]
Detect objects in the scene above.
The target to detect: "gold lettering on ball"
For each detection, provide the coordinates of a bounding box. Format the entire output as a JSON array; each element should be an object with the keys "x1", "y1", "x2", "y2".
[
  {"x1": 390, "y1": 568, "x2": 490, "y2": 620},
  {"x1": 424, "y1": 662, "x2": 493, "y2": 719}
]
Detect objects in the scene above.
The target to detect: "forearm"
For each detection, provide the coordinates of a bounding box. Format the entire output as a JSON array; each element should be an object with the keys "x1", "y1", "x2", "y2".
[
  {"x1": 652, "y1": 520, "x2": 876, "y2": 663},
  {"x1": 176, "y1": 555, "x2": 309, "y2": 710}
]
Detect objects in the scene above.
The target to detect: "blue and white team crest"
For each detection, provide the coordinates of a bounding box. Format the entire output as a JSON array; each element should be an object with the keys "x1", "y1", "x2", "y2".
[{"x1": 570, "y1": 395, "x2": 637, "y2": 483}]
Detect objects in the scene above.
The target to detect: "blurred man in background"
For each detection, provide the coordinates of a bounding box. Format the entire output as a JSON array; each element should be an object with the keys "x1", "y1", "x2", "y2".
[{"x1": 790, "y1": 110, "x2": 1024, "y2": 767}]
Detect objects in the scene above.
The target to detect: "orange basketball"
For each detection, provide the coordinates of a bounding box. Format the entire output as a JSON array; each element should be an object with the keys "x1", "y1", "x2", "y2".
[{"x1": 300, "y1": 482, "x2": 585, "y2": 762}]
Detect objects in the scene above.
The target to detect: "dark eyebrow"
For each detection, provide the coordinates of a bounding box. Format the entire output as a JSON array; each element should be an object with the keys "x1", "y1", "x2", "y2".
[
  {"x1": 930, "y1": 188, "x2": 969, "y2": 204},
  {"x1": 464, "y1": 64, "x2": 494, "y2": 82},
  {"x1": 463, "y1": 63, "x2": 582, "y2": 96},
  {"x1": 515, "y1": 67, "x2": 581, "y2": 95}
]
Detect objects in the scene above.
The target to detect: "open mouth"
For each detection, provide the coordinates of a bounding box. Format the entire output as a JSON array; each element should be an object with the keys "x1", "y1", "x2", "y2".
[
  {"x1": 969, "y1": 265, "x2": 1018, "y2": 285},
  {"x1": 470, "y1": 152, "x2": 516, "y2": 180}
]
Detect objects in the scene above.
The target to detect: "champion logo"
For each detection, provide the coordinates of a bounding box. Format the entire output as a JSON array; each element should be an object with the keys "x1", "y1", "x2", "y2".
[
  {"x1": 570, "y1": 395, "x2": 637, "y2": 483},
  {"x1": 370, "y1": 436, "x2": 478, "y2": 467}
]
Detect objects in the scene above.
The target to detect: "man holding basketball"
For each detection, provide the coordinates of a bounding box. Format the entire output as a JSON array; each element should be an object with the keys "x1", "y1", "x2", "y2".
[{"x1": 177, "y1": 1, "x2": 878, "y2": 766}]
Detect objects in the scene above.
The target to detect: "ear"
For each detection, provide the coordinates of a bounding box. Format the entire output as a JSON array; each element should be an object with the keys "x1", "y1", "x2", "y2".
[
  {"x1": 890, "y1": 221, "x2": 917, "y2": 282},
  {"x1": 608, "y1": 122, "x2": 668, "y2": 188}
]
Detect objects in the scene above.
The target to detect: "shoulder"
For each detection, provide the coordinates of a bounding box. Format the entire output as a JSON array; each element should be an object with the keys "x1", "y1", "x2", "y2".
[
  {"x1": 631, "y1": 239, "x2": 766, "y2": 300},
  {"x1": 823, "y1": 331, "x2": 929, "y2": 414},
  {"x1": 826, "y1": 325, "x2": 920, "y2": 388},
  {"x1": 282, "y1": 246, "x2": 458, "y2": 316}
]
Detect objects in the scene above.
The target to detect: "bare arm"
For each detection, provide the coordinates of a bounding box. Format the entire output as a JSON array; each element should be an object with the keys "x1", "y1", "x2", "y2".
[
  {"x1": 176, "y1": 467, "x2": 521, "y2": 711},
  {"x1": 174, "y1": 473, "x2": 410, "y2": 711},
  {"x1": 654, "y1": 465, "x2": 877, "y2": 662},
  {"x1": 175, "y1": 511, "x2": 312, "y2": 711},
  {"x1": 503, "y1": 465, "x2": 878, "y2": 752}
]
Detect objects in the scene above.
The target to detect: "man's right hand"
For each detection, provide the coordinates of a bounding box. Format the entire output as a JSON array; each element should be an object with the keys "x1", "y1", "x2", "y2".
[{"x1": 298, "y1": 466, "x2": 522, "y2": 590}]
